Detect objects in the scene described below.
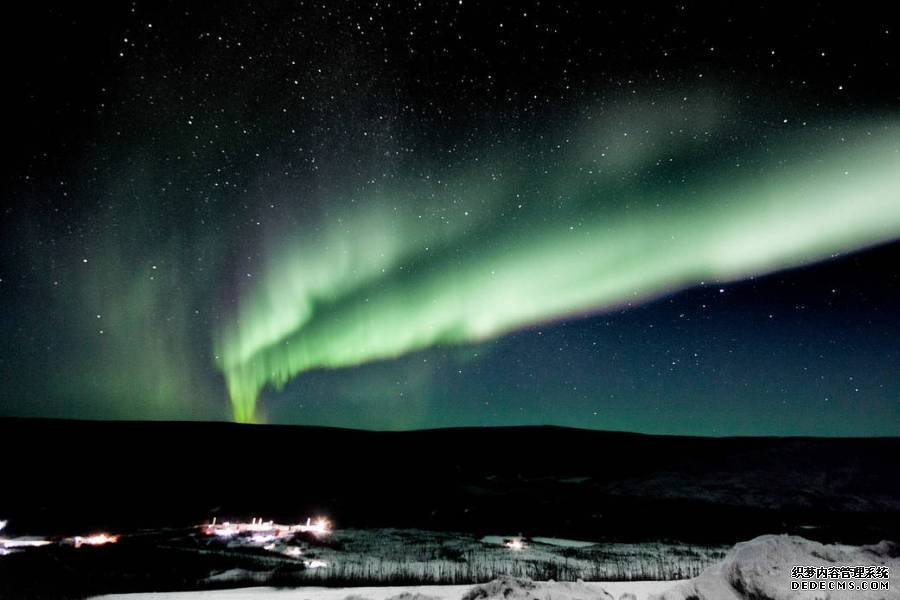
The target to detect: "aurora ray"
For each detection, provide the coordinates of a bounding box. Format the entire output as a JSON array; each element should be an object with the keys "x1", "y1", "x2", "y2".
[{"x1": 215, "y1": 114, "x2": 900, "y2": 423}]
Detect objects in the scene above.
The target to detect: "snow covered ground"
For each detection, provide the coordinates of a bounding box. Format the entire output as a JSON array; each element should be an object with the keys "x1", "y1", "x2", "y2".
[
  {"x1": 94, "y1": 577, "x2": 677, "y2": 600},
  {"x1": 479, "y1": 536, "x2": 598, "y2": 549},
  {"x1": 93, "y1": 535, "x2": 900, "y2": 600},
  {"x1": 294, "y1": 529, "x2": 721, "y2": 583},
  {"x1": 653, "y1": 535, "x2": 898, "y2": 600}
]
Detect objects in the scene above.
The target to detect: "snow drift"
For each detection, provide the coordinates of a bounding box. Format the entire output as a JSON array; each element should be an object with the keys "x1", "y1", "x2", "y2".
[{"x1": 652, "y1": 535, "x2": 898, "y2": 600}]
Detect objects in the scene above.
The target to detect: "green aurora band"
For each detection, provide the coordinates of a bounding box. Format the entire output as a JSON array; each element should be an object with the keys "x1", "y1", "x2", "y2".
[{"x1": 215, "y1": 116, "x2": 900, "y2": 423}]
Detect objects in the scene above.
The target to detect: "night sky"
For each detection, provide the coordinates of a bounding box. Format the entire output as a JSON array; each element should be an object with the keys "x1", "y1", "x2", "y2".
[{"x1": 2, "y1": 2, "x2": 899, "y2": 435}]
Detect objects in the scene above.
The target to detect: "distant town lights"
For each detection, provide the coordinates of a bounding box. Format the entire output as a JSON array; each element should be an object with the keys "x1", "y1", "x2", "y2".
[
  {"x1": 74, "y1": 533, "x2": 119, "y2": 548},
  {"x1": 202, "y1": 516, "x2": 332, "y2": 540},
  {"x1": 2, "y1": 539, "x2": 52, "y2": 548},
  {"x1": 505, "y1": 537, "x2": 526, "y2": 551}
]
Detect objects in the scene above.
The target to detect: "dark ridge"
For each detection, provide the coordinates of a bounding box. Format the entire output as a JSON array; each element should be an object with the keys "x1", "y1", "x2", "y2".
[{"x1": 2, "y1": 417, "x2": 898, "y2": 544}]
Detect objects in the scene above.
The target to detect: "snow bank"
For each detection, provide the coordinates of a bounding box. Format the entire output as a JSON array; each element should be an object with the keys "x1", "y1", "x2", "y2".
[
  {"x1": 94, "y1": 579, "x2": 675, "y2": 599},
  {"x1": 651, "y1": 535, "x2": 899, "y2": 600},
  {"x1": 460, "y1": 576, "x2": 613, "y2": 600}
]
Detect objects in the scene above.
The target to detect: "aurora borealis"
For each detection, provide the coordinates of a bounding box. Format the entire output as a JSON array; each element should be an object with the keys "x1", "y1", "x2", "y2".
[
  {"x1": 216, "y1": 122, "x2": 900, "y2": 423},
  {"x1": 2, "y1": 2, "x2": 899, "y2": 434}
]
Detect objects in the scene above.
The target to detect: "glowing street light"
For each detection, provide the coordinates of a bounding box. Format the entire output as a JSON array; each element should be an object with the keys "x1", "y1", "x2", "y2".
[{"x1": 308, "y1": 517, "x2": 331, "y2": 536}]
